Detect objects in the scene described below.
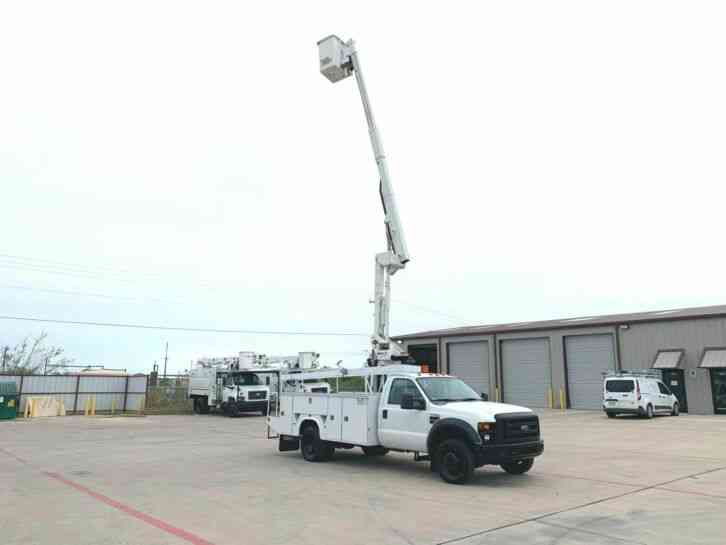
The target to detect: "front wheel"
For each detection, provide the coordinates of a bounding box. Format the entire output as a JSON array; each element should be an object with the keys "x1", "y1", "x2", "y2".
[
  {"x1": 606, "y1": 412, "x2": 616, "y2": 419},
  {"x1": 672, "y1": 402, "x2": 680, "y2": 416},
  {"x1": 224, "y1": 401, "x2": 239, "y2": 417},
  {"x1": 501, "y1": 458, "x2": 534, "y2": 475},
  {"x1": 645, "y1": 404, "x2": 654, "y2": 419},
  {"x1": 436, "y1": 439, "x2": 475, "y2": 485}
]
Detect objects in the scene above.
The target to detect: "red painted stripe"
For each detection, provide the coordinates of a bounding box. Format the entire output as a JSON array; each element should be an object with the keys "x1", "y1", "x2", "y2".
[{"x1": 44, "y1": 472, "x2": 216, "y2": 545}]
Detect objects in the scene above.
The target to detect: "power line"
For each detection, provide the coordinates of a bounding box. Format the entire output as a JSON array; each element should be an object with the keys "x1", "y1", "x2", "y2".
[
  {"x1": 0, "y1": 253, "x2": 168, "y2": 280},
  {"x1": 0, "y1": 284, "x2": 181, "y2": 305},
  {"x1": 392, "y1": 298, "x2": 471, "y2": 323},
  {"x1": 0, "y1": 315, "x2": 369, "y2": 337}
]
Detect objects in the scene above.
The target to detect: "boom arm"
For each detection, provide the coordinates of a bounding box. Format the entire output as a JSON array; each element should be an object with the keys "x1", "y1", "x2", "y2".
[{"x1": 318, "y1": 35, "x2": 410, "y2": 365}]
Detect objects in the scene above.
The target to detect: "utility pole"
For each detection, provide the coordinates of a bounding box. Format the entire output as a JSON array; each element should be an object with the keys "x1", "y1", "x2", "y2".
[
  {"x1": 163, "y1": 342, "x2": 168, "y2": 378},
  {"x1": 1, "y1": 346, "x2": 8, "y2": 373}
]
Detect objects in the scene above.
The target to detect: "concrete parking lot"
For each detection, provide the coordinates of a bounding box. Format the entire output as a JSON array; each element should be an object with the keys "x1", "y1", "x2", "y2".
[{"x1": 1, "y1": 410, "x2": 724, "y2": 545}]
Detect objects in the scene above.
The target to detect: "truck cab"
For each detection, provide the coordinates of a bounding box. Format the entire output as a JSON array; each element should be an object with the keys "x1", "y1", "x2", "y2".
[
  {"x1": 271, "y1": 368, "x2": 544, "y2": 484},
  {"x1": 218, "y1": 372, "x2": 270, "y2": 416},
  {"x1": 376, "y1": 373, "x2": 543, "y2": 482}
]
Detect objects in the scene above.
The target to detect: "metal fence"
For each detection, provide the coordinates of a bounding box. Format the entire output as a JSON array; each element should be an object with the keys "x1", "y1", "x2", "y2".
[{"x1": 0, "y1": 374, "x2": 148, "y2": 415}]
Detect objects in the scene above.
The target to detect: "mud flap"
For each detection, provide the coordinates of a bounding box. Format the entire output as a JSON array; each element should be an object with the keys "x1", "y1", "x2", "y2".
[{"x1": 279, "y1": 435, "x2": 300, "y2": 452}]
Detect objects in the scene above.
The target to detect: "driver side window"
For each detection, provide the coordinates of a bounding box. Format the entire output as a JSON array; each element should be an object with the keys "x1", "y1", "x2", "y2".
[
  {"x1": 658, "y1": 382, "x2": 671, "y2": 395},
  {"x1": 388, "y1": 379, "x2": 423, "y2": 405}
]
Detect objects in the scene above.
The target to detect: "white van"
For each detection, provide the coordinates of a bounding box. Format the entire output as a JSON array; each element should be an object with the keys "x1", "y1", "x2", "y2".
[{"x1": 603, "y1": 372, "x2": 680, "y2": 418}]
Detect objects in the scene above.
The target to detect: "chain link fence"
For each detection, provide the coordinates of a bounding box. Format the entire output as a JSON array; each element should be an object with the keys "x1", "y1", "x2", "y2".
[{"x1": 144, "y1": 374, "x2": 192, "y2": 414}]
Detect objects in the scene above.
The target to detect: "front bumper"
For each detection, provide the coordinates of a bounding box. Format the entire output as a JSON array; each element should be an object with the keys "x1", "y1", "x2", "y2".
[
  {"x1": 235, "y1": 400, "x2": 268, "y2": 412},
  {"x1": 475, "y1": 440, "x2": 544, "y2": 466}
]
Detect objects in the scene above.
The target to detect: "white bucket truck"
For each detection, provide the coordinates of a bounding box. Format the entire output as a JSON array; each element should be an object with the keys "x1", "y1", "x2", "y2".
[
  {"x1": 267, "y1": 37, "x2": 543, "y2": 484},
  {"x1": 188, "y1": 353, "x2": 270, "y2": 416},
  {"x1": 268, "y1": 365, "x2": 544, "y2": 484}
]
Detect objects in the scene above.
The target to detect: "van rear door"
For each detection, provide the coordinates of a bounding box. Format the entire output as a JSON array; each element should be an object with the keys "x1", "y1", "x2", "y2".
[{"x1": 604, "y1": 378, "x2": 636, "y2": 409}]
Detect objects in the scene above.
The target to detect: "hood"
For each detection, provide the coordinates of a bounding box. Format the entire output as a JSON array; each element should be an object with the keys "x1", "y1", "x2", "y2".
[{"x1": 434, "y1": 401, "x2": 533, "y2": 420}]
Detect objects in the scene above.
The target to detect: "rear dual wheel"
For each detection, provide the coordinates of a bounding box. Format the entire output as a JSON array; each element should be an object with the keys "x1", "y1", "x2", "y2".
[
  {"x1": 301, "y1": 426, "x2": 334, "y2": 462},
  {"x1": 193, "y1": 398, "x2": 209, "y2": 414}
]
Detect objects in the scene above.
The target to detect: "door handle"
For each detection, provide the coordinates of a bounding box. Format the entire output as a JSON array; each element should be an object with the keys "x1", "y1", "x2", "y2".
[{"x1": 382, "y1": 409, "x2": 388, "y2": 419}]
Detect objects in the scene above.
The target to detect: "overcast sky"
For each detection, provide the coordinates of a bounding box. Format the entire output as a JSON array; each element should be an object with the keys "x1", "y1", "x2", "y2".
[{"x1": 1, "y1": 1, "x2": 724, "y2": 373}]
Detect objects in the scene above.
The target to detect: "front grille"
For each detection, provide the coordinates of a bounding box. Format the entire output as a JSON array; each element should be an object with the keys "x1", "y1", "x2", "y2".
[
  {"x1": 247, "y1": 391, "x2": 267, "y2": 400},
  {"x1": 495, "y1": 413, "x2": 540, "y2": 443}
]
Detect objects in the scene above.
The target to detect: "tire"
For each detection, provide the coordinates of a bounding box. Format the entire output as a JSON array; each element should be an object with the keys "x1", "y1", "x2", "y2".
[
  {"x1": 645, "y1": 404, "x2": 654, "y2": 419},
  {"x1": 192, "y1": 398, "x2": 201, "y2": 414},
  {"x1": 261, "y1": 405, "x2": 268, "y2": 416},
  {"x1": 436, "y1": 439, "x2": 475, "y2": 485},
  {"x1": 198, "y1": 398, "x2": 209, "y2": 414},
  {"x1": 361, "y1": 446, "x2": 389, "y2": 457},
  {"x1": 672, "y1": 402, "x2": 680, "y2": 416},
  {"x1": 606, "y1": 412, "x2": 616, "y2": 419},
  {"x1": 225, "y1": 401, "x2": 239, "y2": 417},
  {"x1": 300, "y1": 425, "x2": 331, "y2": 462},
  {"x1": 501, "y1": 458, "x2": 534, "y2": 475}
]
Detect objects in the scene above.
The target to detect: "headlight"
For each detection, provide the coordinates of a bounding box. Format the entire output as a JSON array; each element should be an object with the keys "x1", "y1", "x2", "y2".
[{"x1": 478, "y1": 422, "x2": 495, "y2": 433}]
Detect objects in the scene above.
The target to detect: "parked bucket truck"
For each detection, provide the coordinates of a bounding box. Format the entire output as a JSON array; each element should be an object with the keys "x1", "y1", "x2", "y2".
[
  {"x1": 267, "y1": 36, "x2": 544, "y2": 484},
  {"x1": 188, "y1": 354, "x2": 270, "y2": 416}
]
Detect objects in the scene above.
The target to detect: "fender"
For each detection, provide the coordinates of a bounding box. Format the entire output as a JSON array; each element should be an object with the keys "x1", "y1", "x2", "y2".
[
  {"x1": 297, "y1": 416, "x2": 324, "y2": 437},
  {"x1": 426, "y1": 418, "x2": 481, "y2": 454}
]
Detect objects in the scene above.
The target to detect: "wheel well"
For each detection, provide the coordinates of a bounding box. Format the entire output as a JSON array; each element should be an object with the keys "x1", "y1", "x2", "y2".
[
  {"x1": 428, "y1": 423, "x2": 478, "y2": 454},
  {"x1": 299, "y1": 419, "x2": 319, "y2": 436}
]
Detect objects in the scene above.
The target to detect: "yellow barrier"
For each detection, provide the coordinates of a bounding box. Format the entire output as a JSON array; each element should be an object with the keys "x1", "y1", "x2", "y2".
[
  {"x1": 84, "y1": 396, "x2": 97, "y2": 416},
  {"x1": 111, "y1": 398, "x2": 117, "y2": 415},
  {"x1": 559, "y1": 388, "x2": 566, "y2": 411},
  {"x1": 548, "y1": 387, "x2": 554, "y2": 409},
  {"x1": 22, "y1": 397, "x2": 65, "y2": 418},
  {"x1": 495, "y1": 386, "x2": 500, "y2": 402}
]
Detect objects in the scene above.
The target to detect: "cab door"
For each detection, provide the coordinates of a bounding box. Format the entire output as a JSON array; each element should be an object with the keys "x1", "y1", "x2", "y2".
[{"x1": 378, "y1": 378, "x2": 430, "y2": 452}]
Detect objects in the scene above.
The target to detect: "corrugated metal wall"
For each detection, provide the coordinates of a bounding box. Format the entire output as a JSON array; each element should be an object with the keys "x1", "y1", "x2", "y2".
[
  {"x1": 401, "y1": 317, "x2": 726, "y2": 414},
  {"x1": 4, "y1": 374, "x2": 148, "y2": 414}
]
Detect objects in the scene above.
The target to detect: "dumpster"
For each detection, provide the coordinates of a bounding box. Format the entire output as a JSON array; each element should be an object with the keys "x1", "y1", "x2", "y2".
[{"x1": 0, "y1": 381, "x2": 18, "y2": 420}]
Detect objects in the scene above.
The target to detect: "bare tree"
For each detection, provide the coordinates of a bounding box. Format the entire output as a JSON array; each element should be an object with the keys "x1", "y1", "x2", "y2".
[{"x1": 1, "y1": 332, "x2": 74, "y2": 375}]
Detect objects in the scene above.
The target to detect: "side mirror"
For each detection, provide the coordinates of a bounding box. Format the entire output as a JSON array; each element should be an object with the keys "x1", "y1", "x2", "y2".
[
  {"x1": 401, "y1": 393, "x2": 425, "y2": 410},
  {"x1": 481, "y1": 393, "x2": 489, "y2": 401}
]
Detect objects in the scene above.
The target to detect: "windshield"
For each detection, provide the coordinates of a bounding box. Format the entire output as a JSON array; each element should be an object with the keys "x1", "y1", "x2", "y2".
[
  {"x1": 417, "y1": 377, "x2": 480, "y2": 403},
  {"x1": 226, "y1": 374, "x2": 262, "y2": 387},
  {"x1": 605, "y1": 379, "x2": 635, "y2": 393}
]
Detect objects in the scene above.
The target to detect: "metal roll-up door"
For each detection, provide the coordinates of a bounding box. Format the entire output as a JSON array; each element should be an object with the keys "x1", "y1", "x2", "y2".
[
  {"x1": 448, "y1": 341, "x2": 490, "y2": 397},
  {"x1": 501, "y1": 338, "x2": 551, "y2": 408},
  {"x1": 565, "y1": 334, "x2": 615, "y2": 410}
]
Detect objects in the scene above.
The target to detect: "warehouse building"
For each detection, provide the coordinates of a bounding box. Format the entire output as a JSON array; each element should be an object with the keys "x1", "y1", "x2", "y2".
[{"x1": 395, "y1": 304, "x2": 726, "y2": 415}]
